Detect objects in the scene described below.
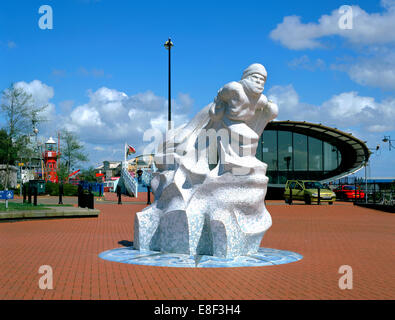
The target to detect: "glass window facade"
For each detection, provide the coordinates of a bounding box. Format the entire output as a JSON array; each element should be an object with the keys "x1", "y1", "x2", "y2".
[
  {"x1": 258, "y1": 130, "x2": 342, "y2": 184},
  {"x1": 308, "y1": 137, "x2": 323, "y2": 171},
  {"x1": 261, "y1": 130, "x2": 277, "y2": 171},
  {"x1": 294, "y1": 133, "x2": 307, "y2": 171},
  {"x1": 323, "y1": 142, "x2": 338, "y2": 171},
  {"x1": 278, "y1": 131, "x2": 293, "y2": 172}
]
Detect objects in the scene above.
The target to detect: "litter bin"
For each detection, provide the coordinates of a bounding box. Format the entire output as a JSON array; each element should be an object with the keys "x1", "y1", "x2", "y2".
[
  {"x1": 78, "y1": 188, "x2": 94, "y2": 209},
  {"x1": 86, "y1": 192, "x2": 94, "y2": 209},
  {"x1": 78, "y1": 184, "x2": 84, "y2": 208},
  {"x1": 29, "y1": 180, "x2": 46, "y2": 195}
]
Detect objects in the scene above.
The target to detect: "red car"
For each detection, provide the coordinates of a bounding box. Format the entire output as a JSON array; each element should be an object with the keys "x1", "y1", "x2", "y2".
[{"x1": 334, "y1": 185, "x2": 365, "y2": 200}]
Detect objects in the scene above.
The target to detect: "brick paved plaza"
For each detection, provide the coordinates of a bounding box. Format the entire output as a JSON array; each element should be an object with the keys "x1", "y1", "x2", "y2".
[{"x1": 0, "y1": 198, "x2": 393, "y2": 300}]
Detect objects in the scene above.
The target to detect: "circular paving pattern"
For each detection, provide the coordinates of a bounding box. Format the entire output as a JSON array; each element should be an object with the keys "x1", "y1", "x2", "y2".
[{"x1": 99, "y1": 247, "x2": 303, "y2": 268}]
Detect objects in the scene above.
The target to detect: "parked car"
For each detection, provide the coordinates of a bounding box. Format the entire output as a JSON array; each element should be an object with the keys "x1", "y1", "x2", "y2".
[
  {"x1": 334, "y1": 185, "x2": 365, "y2": 200},
  {"x1": 284, "y1": 180, "x2": 336, "y2": 205}
]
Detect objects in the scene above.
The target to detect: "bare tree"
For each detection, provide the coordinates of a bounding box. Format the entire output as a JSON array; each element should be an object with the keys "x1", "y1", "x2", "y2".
[
  {"x1": 0, "y1": 84, "x2": 47, "y2": 188},
  {"x1": 59, "y1": 129, "x2": 88, "y2": 174}
]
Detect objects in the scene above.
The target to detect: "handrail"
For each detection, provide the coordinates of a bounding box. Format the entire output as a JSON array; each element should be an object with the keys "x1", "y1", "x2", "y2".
[{"x1": 121, "y1": 162, "x2": 138, "y2": 197}]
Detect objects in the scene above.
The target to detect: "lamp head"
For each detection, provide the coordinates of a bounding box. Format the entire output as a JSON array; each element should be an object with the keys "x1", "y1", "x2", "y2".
[{"x1": 164, "y1": 38, "x2": 174, "y2": 49}]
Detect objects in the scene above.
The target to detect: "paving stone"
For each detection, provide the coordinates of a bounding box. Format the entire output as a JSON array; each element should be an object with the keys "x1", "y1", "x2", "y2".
[{"x1": 0, "y1": 201, "x2": 393, "y2": 299}]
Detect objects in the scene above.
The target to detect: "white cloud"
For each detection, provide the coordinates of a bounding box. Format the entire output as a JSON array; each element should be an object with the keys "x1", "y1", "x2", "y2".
[
  {"x1": 268, "y1": 84, "x2": 395, "y2": 133},
  {"x1": 270, "y1": 2, "x2": 395, "y2": 91},
  {"x1": 332, "y1": 51, "x2": 395, "y2": 90},
  {"x1": 69, "y1": 104, "x2": 103, "y2": 127},
  {"x1": 268, "y1": 85, "x2": 320, "y2": 121},
  {"x1": 93, "y1": 146, "x2": 105, "y2": 151},
  {"x1": 62, "y1": 87, "x2": 193, "y2": 158},
  {"x1": 14, "y1": 80, "x2": 54, "y2": 106},
  {"x1": 13, "y1": 80, "x2": 56, "y2": 124},
  {"x1": 176, "y1": 92, "x2": 194, "y2": 111},
  {"x1": 59, "y1": 100, "x2": 74, "y2": 114},
  {"x1": 78, "y1": 67, "x2": 110, "y2": 78},
  {"x1": 288, "y1": 55, "x2": 326, "y2": 71},
  {"x1": 7, "y1": 41, "x2": 16, "y2": 49},
  {"x1": 4, "y1": 80, "x2": 194, "y2": 165},
  {"x1": 52, "y1": 69, "x2": 66, "y2": 78},
  {"x1": 270, "y1": 2, "x2": 395, "y2": 50}
]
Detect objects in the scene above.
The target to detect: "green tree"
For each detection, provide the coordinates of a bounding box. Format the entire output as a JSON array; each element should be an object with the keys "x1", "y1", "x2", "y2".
[
  {"x1": 3, "y1": 132, "x2": 36, "y2": 164},
  {"x1": 0, "y1": 84, "x2": 47, "y2": 188},
  {"x1": 0, "y1": 129, "x2": 12, "y2": 164},
  {"x1": 59, "y1": 129, "x2": 88, "y2": 174},
  {"x1": 80, "y1": 166, "x2": 99, "y2": 182},
  {"x1": 56, "y1": 161, "x2": 70, "y2": 183}
]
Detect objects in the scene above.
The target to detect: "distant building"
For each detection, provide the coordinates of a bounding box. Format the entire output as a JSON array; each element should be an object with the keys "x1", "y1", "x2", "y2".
[
  {"x1": 256, "y1": 121, "x2": 370, "y2": 183},
  {"x1": 96, "y1": 154, "x2": 156, "y2": 179},
  {"x1": 95, "y1": 161, "x2": 122, "y2": 180},
  {"x1": 255, "y1": 121, "x2": 370, "y2": 198}
]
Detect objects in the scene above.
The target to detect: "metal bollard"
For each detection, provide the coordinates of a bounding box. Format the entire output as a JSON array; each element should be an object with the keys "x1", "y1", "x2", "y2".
[
  {"x1": 23, "y1": 184, "x2": 26, "y2": 203},
  {"x1": 117, "y1": 186, "x2": 122, "y2": 205},
  {"x1": 373, "y1": 183, "x2": 376, "y2": 204},
  {"x1": 78, "y1": 192, "x2": 82, "y2": 208},
  {"x1": 77, "y1": 184, "x2": 83, "y2": 208},
  {"x1": 33, "y1": 186, "x2": 38, "y2": 206},
  {"x1": 147, "y1": 186, "x2": 151, "y2": 205},
  {"x1": 318, "y1": 187, "x2": 320, "y2": 205},
  {"x1": 59, "y1": 183, "x2": 63, "y2": 205},
  {"x1": 87, "y1": 191, "x2": 94, "y2": 209},
  {"x1": 82, "y1": 193, "x2": 86, "y2": 208},
  {"x1": 28, "y1": 184, "x2": 32, "y2": 204}
]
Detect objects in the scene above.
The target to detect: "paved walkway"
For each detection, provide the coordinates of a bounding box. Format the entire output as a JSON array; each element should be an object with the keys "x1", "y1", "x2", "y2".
[
  {"x1": 103, "y1": 192, "x2": 154, "y2": 203},
  {"x1": 0, "y1": 201, "x2": 393, "y2": 299}
]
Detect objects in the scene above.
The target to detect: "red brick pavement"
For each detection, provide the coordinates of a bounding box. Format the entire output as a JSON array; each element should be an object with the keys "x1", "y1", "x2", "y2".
[
  {"x1": 104, "y1": 192, "x2": 154, "y2": 203},
  {"x1": 0, "y1": 201, "x2": 394, "y2": 300}
]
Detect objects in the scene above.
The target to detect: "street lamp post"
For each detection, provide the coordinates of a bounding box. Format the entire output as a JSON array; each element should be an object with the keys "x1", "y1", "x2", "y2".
[
  {"x1": 364, "y1": 148, "x2": 370, "y2": 204},
  {"x1": 365, "y1": 144, "x2": 380, "y2": 204},
  {"x1": 382, "y1": 136, "x2": 394, "y2": 151},
  {"x1": 164, "y1": 38, "x2": 174, "y2": 131},
  {"x1": 33, "y1": 126, "x2": 44, "y2": 180}
]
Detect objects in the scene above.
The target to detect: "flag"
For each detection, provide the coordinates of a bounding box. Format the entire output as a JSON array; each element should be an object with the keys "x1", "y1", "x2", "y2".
[{"x1": 126, "y1": 144, "x2": 136, "y2": 156}]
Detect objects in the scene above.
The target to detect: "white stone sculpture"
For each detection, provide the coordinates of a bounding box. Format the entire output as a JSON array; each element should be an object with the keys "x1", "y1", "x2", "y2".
[{"x1": 134, "y1": 63, "x2": 278, "y2": 258}]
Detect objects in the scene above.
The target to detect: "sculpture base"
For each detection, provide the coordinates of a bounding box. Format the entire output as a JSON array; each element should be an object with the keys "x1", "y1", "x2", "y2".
[{"x1": 99, "y1": 247, "x2": 302, "y2": 268}]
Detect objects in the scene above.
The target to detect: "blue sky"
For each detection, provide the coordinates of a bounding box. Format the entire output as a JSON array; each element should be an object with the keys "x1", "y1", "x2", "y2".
[{"x1": 0, "y1": 0, "x2": 394, "y2": 177}]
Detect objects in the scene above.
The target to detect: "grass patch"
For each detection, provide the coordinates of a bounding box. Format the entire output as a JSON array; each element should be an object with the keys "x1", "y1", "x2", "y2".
[
  {"x1": 41, "y1": 204, "x2": 73, "y2": 207},
  {"x1": 0, "y1": 202, "x2": 71, "y2": 212}
]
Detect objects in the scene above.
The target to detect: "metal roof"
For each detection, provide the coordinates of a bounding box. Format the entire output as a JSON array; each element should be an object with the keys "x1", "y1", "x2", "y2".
[
  {"x1": 265, "y1": 120, "x2": 371, "y2": 182},
  {"x1": 46, "y1": 137, "x2": 56, "y2": 144}
]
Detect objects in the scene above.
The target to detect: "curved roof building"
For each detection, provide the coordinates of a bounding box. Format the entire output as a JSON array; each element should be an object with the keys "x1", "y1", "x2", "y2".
[{"x1": 256, "y1": 121, "x2": 371, "y2": 187}]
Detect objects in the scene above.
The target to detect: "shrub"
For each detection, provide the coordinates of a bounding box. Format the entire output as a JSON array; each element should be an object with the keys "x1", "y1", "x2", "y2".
[
  {"x1": 44, "y1": 182, "x2": 58, "y2": 196},
  {"x1": 44, "y1": 182, "x2": 78, "y2": 196},
  {"x1": 64, "y1": 183, "x2": 78, "y2": 196}
]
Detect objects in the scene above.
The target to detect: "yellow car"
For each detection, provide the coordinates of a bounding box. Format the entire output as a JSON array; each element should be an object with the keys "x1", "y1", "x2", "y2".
[{"x1": 284, "y1": 180, "x2": 336, "y2": 205}]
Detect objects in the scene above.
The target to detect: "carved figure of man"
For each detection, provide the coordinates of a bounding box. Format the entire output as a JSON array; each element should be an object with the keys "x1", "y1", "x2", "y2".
[{"x1": 134, "y1": 64, "x2": 278, "y2": 259}]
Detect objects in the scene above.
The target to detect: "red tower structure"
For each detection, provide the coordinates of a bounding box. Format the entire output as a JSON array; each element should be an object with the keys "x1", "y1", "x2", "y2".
[{"x1": 43, "y1": 137, "x2": 59, "y2": 183}]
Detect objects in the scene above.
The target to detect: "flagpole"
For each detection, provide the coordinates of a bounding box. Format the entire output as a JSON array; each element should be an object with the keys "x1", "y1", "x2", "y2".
[{"x1": 124, "y1": 142, "x2": 127, "y2": 163}]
